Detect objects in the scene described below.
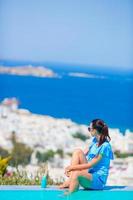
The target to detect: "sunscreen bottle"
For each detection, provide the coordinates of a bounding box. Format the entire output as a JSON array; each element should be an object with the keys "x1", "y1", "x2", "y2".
[
  {"x1": 41, "y1": 163, "x2": 48, "y2": 188},
  {"x1": 41, "y1": 175, "x2": 47, "y2": 188}
]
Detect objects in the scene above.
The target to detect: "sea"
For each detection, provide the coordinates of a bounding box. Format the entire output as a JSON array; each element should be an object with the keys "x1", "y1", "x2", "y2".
[{"x1": 0, "y1": 61, "x2": 133, "y2": 133}]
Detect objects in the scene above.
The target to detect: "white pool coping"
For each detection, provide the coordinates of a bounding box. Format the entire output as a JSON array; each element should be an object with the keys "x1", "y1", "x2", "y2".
[{"x1": 0, "y1": 185, "x2": 133, "y2": 191}]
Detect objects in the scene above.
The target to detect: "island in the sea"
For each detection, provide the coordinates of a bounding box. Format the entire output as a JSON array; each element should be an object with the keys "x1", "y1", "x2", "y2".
[
  {"x1": 68, "y1": 72, "x2": 106, "y2": 79},
  {"x1": 0, "y1": 65, "x2": 58, "y2": 78}
]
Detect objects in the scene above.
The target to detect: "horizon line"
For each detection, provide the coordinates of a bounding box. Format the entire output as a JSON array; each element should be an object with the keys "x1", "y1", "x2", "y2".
[{"x1": 0, "y1": 59, "x2": 133, "y2": 72}]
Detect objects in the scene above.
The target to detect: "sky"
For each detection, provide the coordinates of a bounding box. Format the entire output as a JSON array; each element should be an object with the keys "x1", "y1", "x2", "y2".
[{"x1": 0, "y1": 0, "x2": 133, "y2": 70}]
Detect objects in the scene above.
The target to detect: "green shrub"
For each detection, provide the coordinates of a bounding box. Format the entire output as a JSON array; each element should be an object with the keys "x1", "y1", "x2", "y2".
[
  {"x1": 10, "y1": 132, "x2": 33, "y2": 166},
  {"x1": 0, "y1": 156, "x2": 12, "y2": 176},
  {"x1": 0, "y1": 167, "x2": 63, "y2": 185},
  {"x1": 36, "y1": 150, "x2": 55, "y2": 163},
  {"x1": 72, "y1": 132, "x2": 88, "y2": 141},
  {"x1": 0, "y1": 147, "x2": 9, "y2": 157},
  {"x1": 36, "y1": 149, "x2": 65, "y2": 163},
  {"x1": 0, "y1": 170, "x2": 41, "y2": 185},
  {"x1": 66, "y1": 152, "x2": 72, "y2": 157},
  {"x1": 56, "y1": 149, "x2": 64, "y2": 158},
  {"x1": 114, "y1": 150, "x2": 133, "y2": 158}
]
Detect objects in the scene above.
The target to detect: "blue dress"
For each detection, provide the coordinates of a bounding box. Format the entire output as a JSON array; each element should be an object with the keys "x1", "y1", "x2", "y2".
[{"x1": 86, "y1": 137, "x2": 114, "y2": 190}]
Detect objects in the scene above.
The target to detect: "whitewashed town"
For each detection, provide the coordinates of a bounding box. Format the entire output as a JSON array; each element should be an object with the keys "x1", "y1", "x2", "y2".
[{"x1": 0, "y1": 97, "x2": 133, "y2": 186}]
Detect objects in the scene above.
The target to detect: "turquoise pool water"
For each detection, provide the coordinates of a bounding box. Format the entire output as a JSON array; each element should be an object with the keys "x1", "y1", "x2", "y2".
[{"x1": 0, "y1": 190, "x2": 133, "y2": 200}]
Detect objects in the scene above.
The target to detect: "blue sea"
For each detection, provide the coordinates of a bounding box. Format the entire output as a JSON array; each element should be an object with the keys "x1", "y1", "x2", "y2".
[{"x1": 0, "y1": 61, "x2": 133, "y2": 133}]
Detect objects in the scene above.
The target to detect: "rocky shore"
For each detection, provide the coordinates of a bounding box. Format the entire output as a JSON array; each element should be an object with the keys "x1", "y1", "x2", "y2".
[{"x1": 0, "y1": 65, "x2": 58, "y2": 78}]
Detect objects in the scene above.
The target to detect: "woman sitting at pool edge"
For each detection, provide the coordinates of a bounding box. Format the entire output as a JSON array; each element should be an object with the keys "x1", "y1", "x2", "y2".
[{"x1": 59, "y1": 119, "x2": 114, "y2": 193}]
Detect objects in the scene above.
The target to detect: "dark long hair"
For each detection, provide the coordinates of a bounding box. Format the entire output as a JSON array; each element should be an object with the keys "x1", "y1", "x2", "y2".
[{"x1": 91, "y1": 119, "x2": 111, "y2": 147}]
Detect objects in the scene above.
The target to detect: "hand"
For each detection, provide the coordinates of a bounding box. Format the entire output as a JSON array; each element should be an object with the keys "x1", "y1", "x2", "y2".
[{"x1": 64, "y1": 166, "x2": 72, "y2": 177}]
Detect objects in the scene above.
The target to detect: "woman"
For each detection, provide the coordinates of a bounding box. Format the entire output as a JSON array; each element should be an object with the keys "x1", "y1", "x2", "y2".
[{"x1": 59, "y1": 119, "x2": 114, "y2": 193}]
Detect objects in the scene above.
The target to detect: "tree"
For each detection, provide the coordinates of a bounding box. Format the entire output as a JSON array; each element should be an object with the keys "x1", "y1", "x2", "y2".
[
  {"x1": 0, "y1": 147, "x2": 9, "y2": 158},
  {"x1": 10, "y1": 132, "x2": 33, "y2": 166},
  {"x1": 36, "y1": 150, "x2": 55, "y2": 163}
]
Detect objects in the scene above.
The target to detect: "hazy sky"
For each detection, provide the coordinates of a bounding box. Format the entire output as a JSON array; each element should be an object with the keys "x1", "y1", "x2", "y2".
[{"x1": 0, "y1": 0, "x2": 132, "y2": 69}]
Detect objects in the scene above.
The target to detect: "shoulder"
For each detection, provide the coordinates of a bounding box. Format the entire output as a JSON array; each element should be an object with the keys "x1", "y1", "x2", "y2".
[
  {"x1": 101, "y1": 140, "x2": 113, "y2": 148},
  {"x1": 100, "y1": 141, "x2": 113, "y2": 152},
  {"x1": 98, "y1": 141, "x2": 114, "y2": 159}
]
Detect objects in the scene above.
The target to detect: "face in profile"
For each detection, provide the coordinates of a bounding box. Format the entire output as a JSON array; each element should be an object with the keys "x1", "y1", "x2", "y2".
[{"x1": 88, "y1": 123, "x2": 97, "y2": 137}]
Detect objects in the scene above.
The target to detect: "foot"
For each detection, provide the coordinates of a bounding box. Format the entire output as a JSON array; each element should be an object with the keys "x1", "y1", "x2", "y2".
[
  {"x1": 58, "y1": 180, "x2": 70, "y2": 189},
  {"x1": 66, "y1": 171, "x2": 71, "y2": 177}
]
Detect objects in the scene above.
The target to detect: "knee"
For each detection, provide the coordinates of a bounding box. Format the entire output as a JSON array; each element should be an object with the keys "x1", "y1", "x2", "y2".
[{"x1": 73, "y1": 148, "x2": 83, "y2": 155}]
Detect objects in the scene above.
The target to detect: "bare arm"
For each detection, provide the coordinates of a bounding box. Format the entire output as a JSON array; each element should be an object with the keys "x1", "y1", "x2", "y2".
[{"x1": 66, "y1": 154, "x2": 103, "y2": 172}]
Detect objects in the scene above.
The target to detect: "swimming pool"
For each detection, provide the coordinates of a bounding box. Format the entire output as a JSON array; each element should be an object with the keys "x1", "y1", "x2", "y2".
[{"x1": 0, "y1": 186, "x2": 133, "y2": 200}]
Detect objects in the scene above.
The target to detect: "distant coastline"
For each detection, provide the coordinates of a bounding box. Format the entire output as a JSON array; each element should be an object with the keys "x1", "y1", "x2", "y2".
[
  {"x1": 0, "y1": 65, "x2": 58, "y2": 78},
  {"x1": 68, "y1": 72, "x2": 106, "y2": 79},
  {"x1": 0, "y1": 63, "x2": 132, "y2": 132}
]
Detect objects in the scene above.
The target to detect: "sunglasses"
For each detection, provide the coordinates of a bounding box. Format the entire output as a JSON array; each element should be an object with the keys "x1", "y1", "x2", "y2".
[{"x1": 88, "y1": 127, "x2": 93, "y2": 132}]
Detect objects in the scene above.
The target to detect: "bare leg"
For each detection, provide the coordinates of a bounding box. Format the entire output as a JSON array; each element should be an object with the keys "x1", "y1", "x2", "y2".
[
  {"x1": 71, "y1": 149, "x2": 88, "y2": 166},
  {"x1": 69, "y1": 171, "x2": 92, "y2": 193},
  {"x1": 59, "y1": 149, "x2": 87, "y2": 189},
  {"x1": 59, "y1": 179, "x2": 70, "y2": 189}
]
